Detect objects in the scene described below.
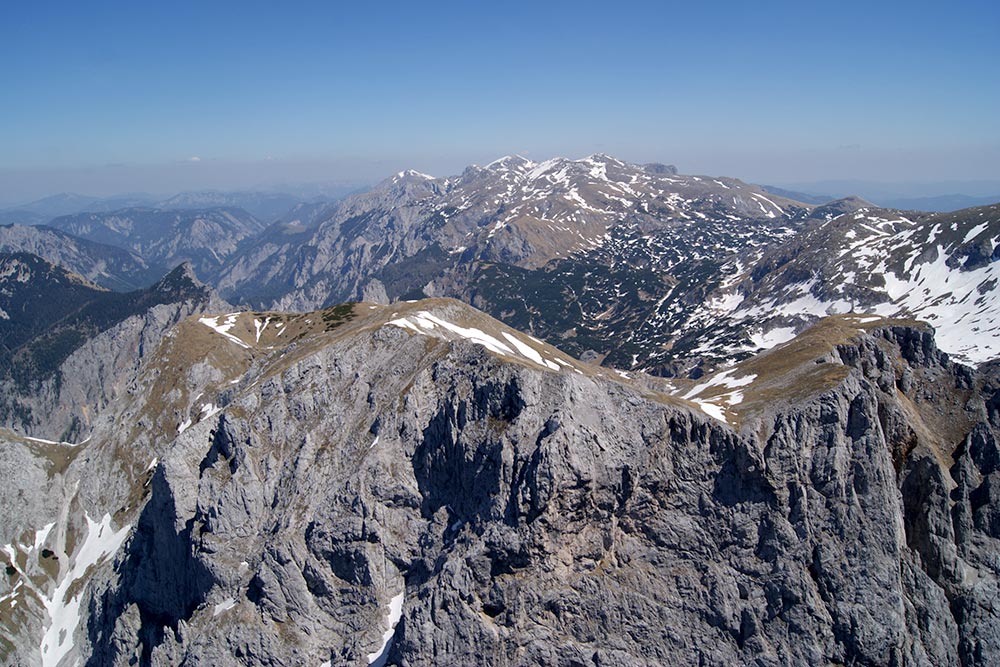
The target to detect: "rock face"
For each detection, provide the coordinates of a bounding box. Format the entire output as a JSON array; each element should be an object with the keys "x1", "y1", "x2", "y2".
[
  {"x1": 0, "y1": 257, "x2": 229, "y2": 440},
  {"x1": 1, "y1": 299, "x2": 997, "y2": 666},
  {"x1": 0, "y1": 224, "x2": 158, "y2": 291},
  {"x1": 46, "y1": 207, "x2": 266, "y2": 282}
]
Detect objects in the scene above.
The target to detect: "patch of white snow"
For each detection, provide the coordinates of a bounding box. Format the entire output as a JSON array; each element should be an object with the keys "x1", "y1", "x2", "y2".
[
  {"x1": 198, "y1": 313, "x2": 251, "y2": 349},
  {"x1": 367, "y1": 591, "x2": 404, "y2": 666},
  {"x1": 40, "y1": 514, "x2": 131, "y2": 667},
  {"x1": 213, "y1": 597, "x2": 237, "y2": 616}
]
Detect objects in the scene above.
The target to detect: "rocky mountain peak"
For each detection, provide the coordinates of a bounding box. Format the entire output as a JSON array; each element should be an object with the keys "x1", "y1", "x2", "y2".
[
  {"x1": 643, "y1": 162, "x2": 679, "y2": 175},
  {"x1": 2, "y1": 293, "x2": 997, "y2": 665},
  {"x1": 149, "y1": 261, "x2": 205, "y2": 294}
]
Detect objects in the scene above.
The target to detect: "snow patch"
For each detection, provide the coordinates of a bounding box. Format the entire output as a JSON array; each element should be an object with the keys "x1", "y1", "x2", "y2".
[
  {"x1": 367, "y1": 591, "x2": 404, "y2": 666},
  {"x1": 847, "y1": 314, "x2": 883, "y2": 324},
  {"x1": 679, "y1": 369, "x2": 758, "y2": 427},
  {"x1": 750, "y1": 326, "x2": 797, "y2": 349},
  {"x1": 963, "y1": 222, "x2": 989, "y2": 244},
  {"x1": 200, "y1": 403, "x2": 223, "y2": 420},
  {"x1": 40, "y1": 514, "x2": 131, "y2": 667},
  {"x1": 24, "y1": 436, "x2": 85, "y2": 447},
  {"x1": 501, "y1": 332, "x2": 561, "y2": 371},
  {"x1": 198, "y1": 313, "x2": 251, "y2": 349},
  {"x1": 34, "y1": 523, "x2": 56, "y2": 551},
  {"x1": 253, "y1": 316, "x2": 271, "y2": 342},
  {"x1": 213, "y1": 597, "x2": 237, "y2": 616},
  {"x1": 389, "y1": 311, "x2": 566, "y2": 371},
  {"x1": 388, "y1": 312, "x2": 514, "y2": 356},
  {"x1": 707, "y1": 290, "x2": 744, "y2": 313},
  {"x1": 682, "y1": 369, "x2": 757, "y2": 400},
  {"x1": 750, "y1": 192, "x2": 780, "y2": 218}
]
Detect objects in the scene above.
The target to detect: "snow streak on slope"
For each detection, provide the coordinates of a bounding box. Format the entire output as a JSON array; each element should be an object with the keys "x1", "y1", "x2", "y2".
[
  {"x1": 683, "y1": 205, "x2": 1000, "y2": 367},
  {"x1": 677, "y1": 369, "x2": 758, "y2": 425},
  {"x1": 366, "y1": 591, "x2": 404, "y2": 666},
  {"x1": 38, "y1": 514, "x2": 131, "y2": 667},
  {"x1": 199, "y1": 313, "x2": 251, "y2": 349},
  {"x1": 388, "y1": 311, "x2": 563, "y2": 371}
]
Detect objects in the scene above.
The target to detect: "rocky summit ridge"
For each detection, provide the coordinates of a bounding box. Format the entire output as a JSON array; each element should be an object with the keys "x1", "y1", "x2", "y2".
[
  {"x1": 8, "y1": 155, "x2": 1000, "y2": 378},
  {"x1": 1, "y1": 154, "x2": 999, "y2": 666},
  {"x1": 1, "y1": 296, "x2": 998, "y2": 665},
  {"x1": 206, "y1": 156, "x2": 1000, "y2": 377}
]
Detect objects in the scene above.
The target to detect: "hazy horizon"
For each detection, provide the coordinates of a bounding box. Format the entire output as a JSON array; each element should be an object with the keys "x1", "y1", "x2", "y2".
[
  {"x1": 3, "y1": 152, "x2": 1000, "y2": 209},
  {"x1": 2, "y1": 1, "x2": 998, "y2": 204}
]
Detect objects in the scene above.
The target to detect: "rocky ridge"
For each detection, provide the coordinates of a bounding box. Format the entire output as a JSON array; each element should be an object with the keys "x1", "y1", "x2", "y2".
[
  {"x1": 0, "y1": 298, "x2": 997, "y2": 665},
  {"x1": 46, "y1": 207, "x2": 266, "y2": 282},
  {"x1": 0, "y1": 255, "x2": 228, "y2": 440}
]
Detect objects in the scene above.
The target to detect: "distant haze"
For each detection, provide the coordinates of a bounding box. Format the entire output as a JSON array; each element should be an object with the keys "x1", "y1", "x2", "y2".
[{"x1": 1, "y1": 2, "x2": 998, "y2": 204}]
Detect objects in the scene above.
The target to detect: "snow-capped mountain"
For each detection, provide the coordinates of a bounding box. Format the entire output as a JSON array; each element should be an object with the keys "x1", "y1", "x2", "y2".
[
  {"x1": 213, "y1": 155, "x2": 811, "y2": 372},
  {"x1": 690, "y1": 203, "x2": 1000, "y2": 366}
]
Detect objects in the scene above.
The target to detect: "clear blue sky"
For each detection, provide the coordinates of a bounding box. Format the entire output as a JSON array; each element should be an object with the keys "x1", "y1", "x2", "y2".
[{"x1": 1, "y1": 0, "x2": 998, "y2": 201}]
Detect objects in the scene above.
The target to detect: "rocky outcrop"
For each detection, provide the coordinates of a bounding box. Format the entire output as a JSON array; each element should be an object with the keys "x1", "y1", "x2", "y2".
[
  {"x1": 2, "y1": 302, "x2": 998, "y2": 666},
  {"x1": 0, "y1": 224, "x2": 157, "y2": 291},
  {"x1": 0, "y1": 262, "x2": 229, "y2": 440}
]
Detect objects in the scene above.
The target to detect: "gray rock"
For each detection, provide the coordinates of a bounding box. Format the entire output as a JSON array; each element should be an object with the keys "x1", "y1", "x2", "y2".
[{"x1": 1, "y1": 302, "x2": 998, "y2": 666}]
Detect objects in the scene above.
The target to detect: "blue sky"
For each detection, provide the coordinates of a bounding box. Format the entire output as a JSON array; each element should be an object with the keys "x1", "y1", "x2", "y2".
[{"x1": 1, "y1": 0, "x2": 998, "y2": 200}]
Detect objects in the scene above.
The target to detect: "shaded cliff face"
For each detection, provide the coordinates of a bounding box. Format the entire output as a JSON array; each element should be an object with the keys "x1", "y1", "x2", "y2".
[
  {"x1": 0, "y1": 224, "x2": 159, "y2": 291},
  {"x1": 1, "y1": 301, "x2": 998, "y2": 666},
  {"x1": 0, "y1": 256, "x2": 229, "y2": 440}
]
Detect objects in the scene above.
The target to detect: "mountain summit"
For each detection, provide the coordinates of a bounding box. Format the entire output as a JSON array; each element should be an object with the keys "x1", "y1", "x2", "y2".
[
  {"x1": 1, "y1": 297, "x2": 998, "y2": 665},
  {"x1": 213, "y1": 155, "x2": 810, "y2": 371}
]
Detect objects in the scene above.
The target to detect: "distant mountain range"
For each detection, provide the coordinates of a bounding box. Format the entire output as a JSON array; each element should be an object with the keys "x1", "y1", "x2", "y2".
[
  {"x1": 1, "y1": 154, "x2": 999, "y2": 666},
  {"x1": 207, "y1": 154, "x2": 1000, "y2": 374},
  {"x1": 0, "y1": 188, "x2": 353, "y2": 227},
  {"x1": 2, "y1": 155, "x2": 998, "y2": 377},
  {"x1": 0, "y1": 224, "x2": 158, "y2": 291},
  {"x1": 765, "y1": 180, "x2": 1000, "y2": 212},
  {"x1": 43, "y1": 207, "x2": 267, "y2": 281}
]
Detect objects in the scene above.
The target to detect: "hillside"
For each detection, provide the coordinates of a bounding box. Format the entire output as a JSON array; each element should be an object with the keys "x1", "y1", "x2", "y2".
[
  {"x1": 46, "y1": 207, "x2": 266, "y2": 281},
  {"x1": 0, "y1": 254, "x2": 225, "y2": 438},
  {"x1": 0, "y1": 224, "x2": 158, "y2": 291},
  {"x1": 687, "y1": 202, "x2": 1000, "y2": 367},
  {"x1": 0, "y1": 297, "x2": 997, "y2": 665}
]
